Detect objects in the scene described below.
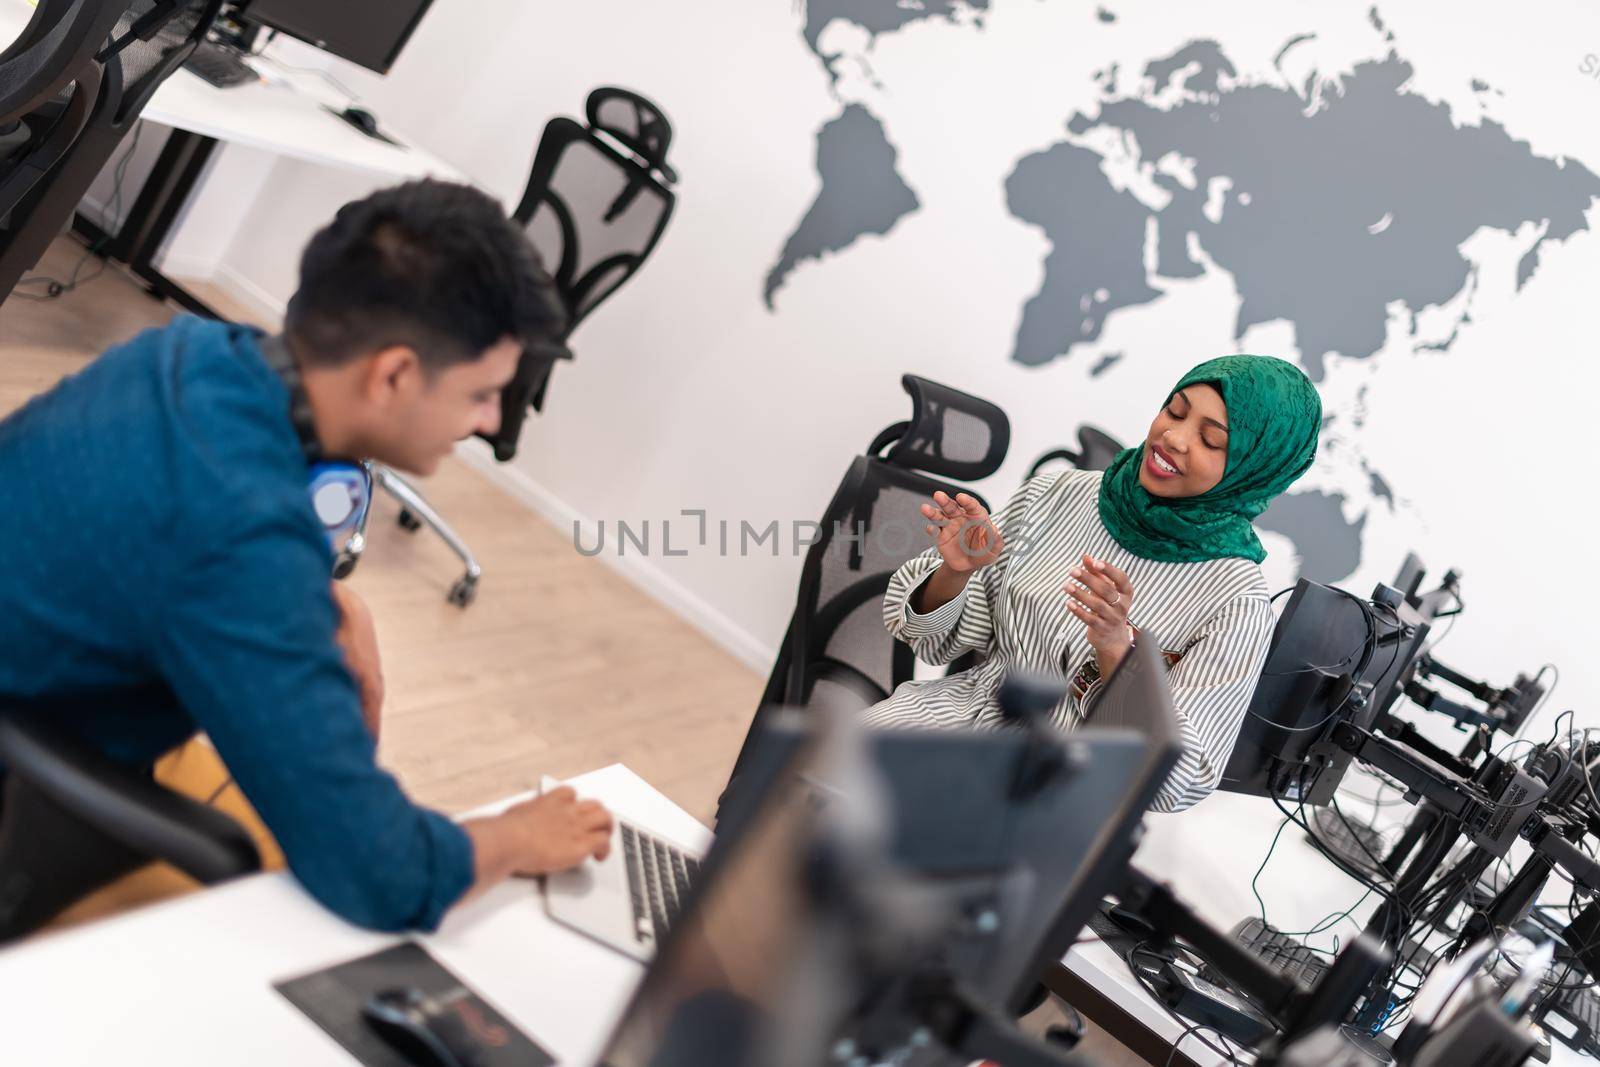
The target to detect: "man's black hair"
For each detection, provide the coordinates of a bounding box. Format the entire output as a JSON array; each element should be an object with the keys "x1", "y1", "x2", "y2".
[{"x1": 285, "y1": 179, "x2": 566, "y2": 371}]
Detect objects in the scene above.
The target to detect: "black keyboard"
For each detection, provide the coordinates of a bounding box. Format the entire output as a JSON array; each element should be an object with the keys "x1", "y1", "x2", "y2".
[
  {"x1": 1222, "y1": 917, "x2": 1330, "y2": 991},
  {"x1": 621, "y1": 823, "x2": 700, "y2": 945},
  {"x1": 1308, "y1": 806, "x2": 1388, "y2": 875},
  {"x1": 182, "y1": 42, "x2": 260, "y2": 89}
]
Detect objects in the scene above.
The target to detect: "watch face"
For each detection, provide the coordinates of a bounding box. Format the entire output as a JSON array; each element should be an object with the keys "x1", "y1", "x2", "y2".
[
  {"x1": 308, "y1": 463, "x2": 370, "y2": 536},
  {"x1": 313, "y1": 480, "x2": 358, "y2": 526}
]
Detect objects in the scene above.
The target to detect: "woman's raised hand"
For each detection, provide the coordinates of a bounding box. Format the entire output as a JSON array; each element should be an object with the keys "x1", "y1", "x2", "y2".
[
  {"x1": 921, "y1": 490, "x2": 1004, "y2": 574},
  {"x1": 1065, "y1": 555, "x2": 1137, "y2": 677}
]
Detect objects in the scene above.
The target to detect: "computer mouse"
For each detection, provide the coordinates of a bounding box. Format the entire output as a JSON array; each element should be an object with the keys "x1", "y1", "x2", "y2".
[
  {"x1": 1104, "y1": 903, "x2": 1158, "y2": 940},
  {"x1": 342, "y1": 106, "x2": 380, "y2": 136},
  {"x1": 361, "y1": 987, "x2": 488, "y2": 1067}
]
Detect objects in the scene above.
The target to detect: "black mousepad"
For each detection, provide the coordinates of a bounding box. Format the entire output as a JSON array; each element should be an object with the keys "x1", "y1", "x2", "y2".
[{"x1": 275, "y1": 941, "x2": 555, "y2": 1067}]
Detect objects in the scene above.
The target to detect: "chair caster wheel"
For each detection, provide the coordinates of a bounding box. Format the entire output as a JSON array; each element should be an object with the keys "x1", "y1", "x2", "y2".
[
  {"x1": 397, "y1": 508, "x2": 422, "y2": 532},
  {"x1": 1018, "y1": 982, "x2": 1051, "y2": 1018},
  {"x1": 1045, "y1": 1014, "x2": 1085, "y2": 1049},
  {"x1": 447, "y1": 575, "x2": 478, "y2": 607}
]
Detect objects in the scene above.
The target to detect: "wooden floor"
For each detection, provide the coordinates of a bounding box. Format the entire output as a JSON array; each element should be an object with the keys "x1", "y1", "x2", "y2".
[{"x1": 0, "y1": 236, "x2": 764, "y2": 825}]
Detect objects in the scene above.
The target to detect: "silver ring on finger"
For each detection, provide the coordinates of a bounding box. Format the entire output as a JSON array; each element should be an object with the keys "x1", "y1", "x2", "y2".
[{"x1": 1107, "y1": 593, "x2": 1122, "y2": 607}]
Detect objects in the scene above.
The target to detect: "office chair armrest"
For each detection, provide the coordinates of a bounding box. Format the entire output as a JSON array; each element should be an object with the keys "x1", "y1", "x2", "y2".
[{"x1": 0, "y1": 719, "x2": 259, "y2": 885}]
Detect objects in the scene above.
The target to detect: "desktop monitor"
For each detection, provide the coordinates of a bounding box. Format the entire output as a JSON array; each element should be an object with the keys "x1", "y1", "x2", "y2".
[
  {"x1": 1220, "y1": 580, "x2": 1429, "y2": 805},
  {"x1": 242, "y1": 0, "x2": 434, "y2": 74},
  {"x1": 1394, "y1": 551, "x2": 1461, "y2": 623},
  {"x1": 600, "y1": 640, "x2": 1182, "y2": 1067},
  {"x1": 1367, "y1": 597, "x2": 1433, "y2": 720},
  {"x1": 1394, "y1": 552, "x2": 1426, "y2": 605}
]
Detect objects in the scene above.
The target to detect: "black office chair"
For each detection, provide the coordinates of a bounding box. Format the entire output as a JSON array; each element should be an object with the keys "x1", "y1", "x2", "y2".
[
  {"x1": 0, "y1": 0, "x2": 222, "y2": 303},
  {"x1": 0, "y1": 0, "x2": 134, "y2": 283},
  {"x1": 0, "y1": 717, "x2": 259, "y2": 943},
  {"x1": 719, "y1": 376, "x2": 1010, "y2": 803},
  {"x1": 494, "y1": 85, "x2": 678, "y2": 448},
  {"x1": 1028, "y1": 425, "x2": 1125, "y2": 479},
  {"x1": 369, "y1": 86, "x2": 680, "y2": 607}
]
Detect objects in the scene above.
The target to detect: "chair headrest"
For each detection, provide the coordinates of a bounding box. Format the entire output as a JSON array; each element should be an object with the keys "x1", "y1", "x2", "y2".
[
  {"x1": 880, "y1": 375, "x2": 1010, "y2": 482},
  {"x1": 586, "y1": 86, "x2": 677, "y2": 183},
  {"x1": 1075, "y1": 425, "x2": 1126, "y2": 471}
]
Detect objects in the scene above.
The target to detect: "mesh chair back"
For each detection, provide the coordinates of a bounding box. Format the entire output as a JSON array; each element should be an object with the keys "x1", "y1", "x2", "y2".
[
  {"x1": 1027, "y1": 424, "x2": 1127, "y2": 479},
  {"x1": 483, "y1": 86, "x2": 678, "y2": 461},
  {"x1": 516, "y1": 115, "x2": 674, "y2": 328},
  {"x1": 0, "y1": 0, "x2": 124, "y2": 286},
  {"x1": 0, "y1": 0, "x2": 218, "y2": 304},
  {"x1": 883, "y1": 374, "x2": 1011, "y2": 482},
  {"x1": 0, "y1": 0, "x2": 124, "y2": 124},
  {"x1": 586, "y1": 86, "x2": 677, "y2": 182},
  {"x1": 100, "y1": 0, "x2": 217, "y2": 128},
  {"x1": 0, "y1": 0, "x2": 74, "y2": 64},
  {"x1": 721, "y1": 378, "x2": 1009, "y2": 807},
  {"x1": 1076, "y1": 426, "x2": 1125, "y2": 470},
  {"x1": 770, "y1": 459, "x2": 986, "y2": 714},
  {"x1": 761, "y1": 377, "x2": 1010, "y2": 711}
]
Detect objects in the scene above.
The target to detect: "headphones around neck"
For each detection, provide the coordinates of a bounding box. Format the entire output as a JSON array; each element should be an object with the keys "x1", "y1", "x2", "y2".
[{"x1": 259, "y1": 334, "x2": 371, "y2": 579}]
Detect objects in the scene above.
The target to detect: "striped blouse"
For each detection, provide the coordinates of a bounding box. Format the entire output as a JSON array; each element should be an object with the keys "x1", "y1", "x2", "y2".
[{"x1": 861, "y1": 469, "x2": 1275, "y2": 812}]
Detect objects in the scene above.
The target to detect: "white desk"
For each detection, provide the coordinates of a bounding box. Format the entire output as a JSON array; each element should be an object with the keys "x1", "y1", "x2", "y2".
[
  {"x1": 0, "y1": 764, "x2": 708, "y2": 1067},
  {"x1": 0, "y1": 761, "x2": 1586, "y2": 1067},
  {"x1": 137, "y1": 54, "x2": 465, "y2": 184},
  {"x1": 1052, "y1": 793, "x2": 1382, "y2": 1067},
  {"x1": 0, "y1": 0, "x2": 464, "y2": 184},
  {"x1": 1055, "y1": 788, "x2": 1590, "y2": 1067},
  {"x1": 0, "y1": 0, "x2": 467, "y2": 317}
]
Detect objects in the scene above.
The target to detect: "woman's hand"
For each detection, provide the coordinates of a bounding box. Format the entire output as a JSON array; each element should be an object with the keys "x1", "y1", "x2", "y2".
[
  {"x1": 1064, "y1": 554, "x2": 1136, "y2": 679},
  {"x1": 921, "y1": 490, "x2": 1004, "y2": 574}
]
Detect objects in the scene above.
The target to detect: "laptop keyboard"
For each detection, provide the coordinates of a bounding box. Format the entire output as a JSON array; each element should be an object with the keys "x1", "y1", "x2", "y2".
[{"x1": 621, "y1": 823, "x2": 701, "y2": 945}]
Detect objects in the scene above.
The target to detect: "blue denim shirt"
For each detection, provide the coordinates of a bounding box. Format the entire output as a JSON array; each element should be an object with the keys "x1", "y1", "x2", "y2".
[{"x1": 0, "y1": 316, "x2": 473, "y2": 931}]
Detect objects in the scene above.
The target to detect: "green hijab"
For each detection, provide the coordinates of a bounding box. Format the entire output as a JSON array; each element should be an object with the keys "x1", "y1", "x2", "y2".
[{"x1": 1096, "y1": 355, "x2": 1322, "y2": 564}]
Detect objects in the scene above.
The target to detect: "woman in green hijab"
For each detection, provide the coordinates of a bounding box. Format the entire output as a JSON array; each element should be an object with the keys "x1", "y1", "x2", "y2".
[{"x1": 863, "y1": 355, "x2": 1323, "y2": 813}]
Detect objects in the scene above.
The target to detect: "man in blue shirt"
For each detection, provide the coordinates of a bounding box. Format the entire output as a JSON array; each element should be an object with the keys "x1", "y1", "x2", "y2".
[{"x1": 0, "y1": 179, "x2": 612, "y2": 931}]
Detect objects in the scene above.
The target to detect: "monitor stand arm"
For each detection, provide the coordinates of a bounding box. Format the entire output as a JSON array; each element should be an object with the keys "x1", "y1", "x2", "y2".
[
  {"x1": 1115, "y1": 866, "x2": 1305, "y2": 1024},
  {"x1": 1111, "y1": 867, "x2": 1392, "y2": 1054},
  {"x1": 910, "y1": 972, "x2": 1095, "y2": 1067}
]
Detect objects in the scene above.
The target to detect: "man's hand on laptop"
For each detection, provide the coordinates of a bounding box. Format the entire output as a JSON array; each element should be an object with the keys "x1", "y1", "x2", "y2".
[
  {"x1": 512, "y1": 786, "x2": 615, "y2": 874},
  {"x1": 463, "y1": 786, "x2": 615, "y2": 900}
]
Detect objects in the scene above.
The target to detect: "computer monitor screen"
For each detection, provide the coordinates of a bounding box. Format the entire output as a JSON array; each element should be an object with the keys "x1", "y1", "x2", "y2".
[
  {"x1": 1220, "y1": 580, "x2": 1428, "y2": 805},
  {"x1": 600, "y1": 643, "x2": 1182, "y2": 1067},
  {"x1": 1394, "y1": 552, "x2": 1426, "y2": 604},
  {"x1": 1394, "y1": 551, "x2": 1463, "y2": 623},
  {"x1": 243, "y1": 0, "x2": 434, "y2": 74}
]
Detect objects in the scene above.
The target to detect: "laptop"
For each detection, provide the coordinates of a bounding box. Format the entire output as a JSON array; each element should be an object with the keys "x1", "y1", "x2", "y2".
[{"x1": 540, "y1": 776, "x2": 709, "y2": 962}]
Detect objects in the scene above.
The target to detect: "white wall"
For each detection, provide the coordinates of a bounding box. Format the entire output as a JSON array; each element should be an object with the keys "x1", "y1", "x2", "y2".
[
  {"x1": 97, "y1": 0, "x2": 1600, "y2": 954},
  {"x1": 170, "y1": 0, "x2": 1600, "y2": 732}
]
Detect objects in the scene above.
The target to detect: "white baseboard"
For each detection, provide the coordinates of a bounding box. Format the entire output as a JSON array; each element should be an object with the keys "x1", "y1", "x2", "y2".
[
  {"x1": 158, "y1": 257, "x2": 287, "y2": 327},
  {"x1": 211, "y1": 262, "x2": 289, "y2": 327},
  {"x1": 453, "y1": 439, "x2": 778, "y2": 674},
  {"x1": 158, "y1": 253, "x2": 221, "y2": 282}
]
